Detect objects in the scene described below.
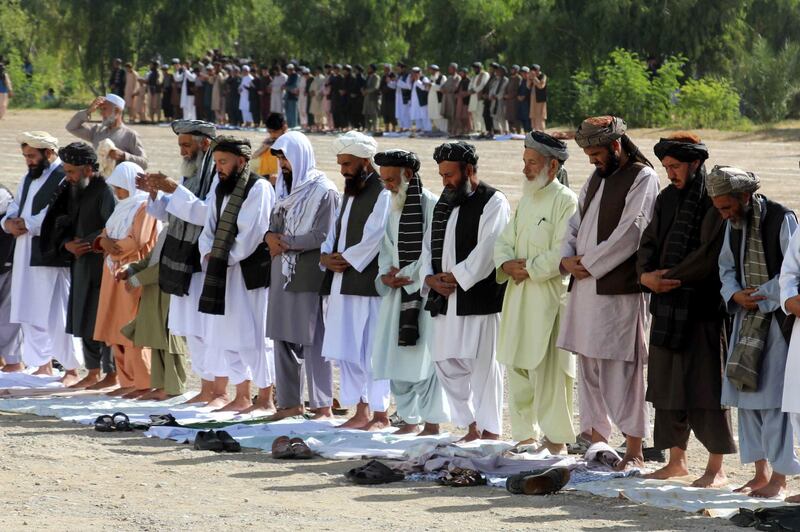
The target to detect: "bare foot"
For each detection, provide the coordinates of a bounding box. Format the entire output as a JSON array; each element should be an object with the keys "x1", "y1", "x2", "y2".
[
  {"x1": 691, "y1": 470, "x2": 728, "y2": 488},
  {"x1": 514, "y1": 437, "x2": 539, "y2": 449},
  {"x1": 238, "y1": 404, "x2": 277, "y2": 416},
  {"x1": 121, "y1": 389, "x2": 151, "y2": 399},
  {"x1": 417, "y1": 423, "x2": 441, "y2": 437},
  {"x1": 541, "y1": 441, "x2": 568, "y2": 455},
  {"x1": 137, "y1": 389, "x2": 169, "y2": 401},
  {"x1": 214, "y1": 396, "x2": 252, "y2": 412},
  {"x1": 616, "y1": 453, "x2": 645, "y2": 471},
  {"x1": 310, "y1": 407, "x2": 333, "y2": 420},
  {"x1": 643, "y1": 462, "x2": 689, "y2": 480},
  {"x1": 751, "y1": 477, "x2": 787, "y2": 498},
  {"x1": 363, "y1": 417, "x2": 392, "y2": 432},
  {"x1": 481, "y1": 430, "x2": 500, "y2": 440},
  {"x1": 1, "y1": 363, "x2": 24, "y2": 373},
  {"x1": 338, "y1": 413, "x2": 370, "y2": 430},
  {"x1": 267, "y1": 406, "x2": 305, "y2": 421},
  {"x1": 205, "y1": 394, "x2": 230, "y2": 409},
  {"x1": 457, "y1": 429, "x2": 482, "y2": 443},
  {"x1": 32, "y1": 364, "x2": 52, "y2": 376},
  {"x1": 785, "y1": 493, "x2": 800, "y2": 503},
  {"x1": 394, "y1": 423, "x2": 421, "y2": 435},
  {"x1": 734, "y1": 476, "x2": 770, "y2": 493},
  {"x1": 107, "y1": 387, "x2": 134, "y2": 397},
  {"x1": 183, "y1": 391, "x2": 214, "y2": 404},
  {"x1": 60, "y1": 371, "x2": 81, "y2": 387},
  {"x1": 70, "y1": 373, "x2": 100, "y2": 389},
  {"x1": 87, "y1": 373, "x2": 119, "y2": 390}
]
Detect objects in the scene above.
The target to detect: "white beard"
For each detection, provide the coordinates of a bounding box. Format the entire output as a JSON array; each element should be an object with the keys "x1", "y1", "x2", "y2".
[
  {"x1": 179, "y1": 151, "x2": 203, "y2": 178},
  {"x1": 523, "y1": 168, "x2": 551, "y2": 197},
  {"x1": 391, "y1": 179, "x2": 410, "y2": 212}
]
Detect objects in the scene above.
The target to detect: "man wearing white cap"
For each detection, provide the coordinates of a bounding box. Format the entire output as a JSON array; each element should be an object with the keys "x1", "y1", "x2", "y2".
[
  {"x1": 66, "y1": 94, "x2": 148, "y2": 169},
  {"x1": 173, "y1": 61, "x2": 197, "y2": 120},
  {"x1": 427, "y1": 65, "x2": 448, "y2": 135},
  {"x1": 321, "y1": 131, "x2": 391, "y2": 430},
  {"x1": 1, "y1": 132, "x2": 83, "y2": 383},
  {"x1": 409, "y1": 67, "x2": 431, "y2": 135}
]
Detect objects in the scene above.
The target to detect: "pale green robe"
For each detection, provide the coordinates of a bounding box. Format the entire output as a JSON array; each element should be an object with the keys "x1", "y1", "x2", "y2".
[
  {"x1": 494, "y1": 180, "x2": 578, "y2": 441},
  {"x1": 372, "y1": 188, "x2": 438, "y2": 383}
]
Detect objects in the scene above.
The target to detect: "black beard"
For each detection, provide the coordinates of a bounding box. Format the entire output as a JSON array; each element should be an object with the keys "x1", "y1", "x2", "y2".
[
  {"x1": 440, "y1": 176, "x2": 471, "y2": 207},
  {"x1": 27, "y1": 159, "x2": 50, "y2": 180},
  {"x1": 343, "y1": 167, "x2": 369, "y2": 196},
  {"x1": 597, "y1": 148, "x2": 621, "y2": 178},
  {"x1": 217, "y1": 167, "x2": 244, "y2": 196},
  {"x1": 282, "y1": 171, "x2": 293, "y2": 194}
]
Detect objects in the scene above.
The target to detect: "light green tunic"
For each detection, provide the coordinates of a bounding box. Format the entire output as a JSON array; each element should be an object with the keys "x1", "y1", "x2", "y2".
[
  {"x1": 371, "y1": 188, "x2": 438, "y2": 383},
  {"x1": 494, "y1": 180, "x2": 577, "y2": 372}
]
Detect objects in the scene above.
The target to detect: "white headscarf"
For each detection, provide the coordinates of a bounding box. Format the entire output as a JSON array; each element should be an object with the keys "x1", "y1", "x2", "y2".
[
  {"x1": 270, "y1": 131, "x2": 338, "y2": 286},
  {"x1": 105, "y1": 161, "x2": 148, "y2": 239}
]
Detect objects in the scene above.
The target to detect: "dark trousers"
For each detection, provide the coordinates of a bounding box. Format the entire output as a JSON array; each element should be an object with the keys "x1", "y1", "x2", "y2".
[
  {"x1": 83, "y1": 338, "x2": 115, "y2": 374},
  {"x1": 482, "y1": 100, "x2": 493, "y2": 133},
  {"x1": 654, "y1": 408, "x2": 737, "y2": 455}
]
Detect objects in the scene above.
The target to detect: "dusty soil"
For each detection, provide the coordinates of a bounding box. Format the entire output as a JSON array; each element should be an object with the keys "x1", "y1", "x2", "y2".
[{"x1": 2, "y1": 109, "x2": 799, "y2": 530}]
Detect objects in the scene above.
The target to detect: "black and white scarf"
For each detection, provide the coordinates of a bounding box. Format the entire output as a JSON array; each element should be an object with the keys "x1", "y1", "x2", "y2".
[
  {"x1": 424, "y1": 196, "x2": 455, "y2": 317},
  {"x1": 649, "y1": 166, "x2": 707, "y2": 349},
  {"x1": 397, "y1": 174, "x2": 424, "y2": 345},
  {"x1": 159, "y1": 149, "x2": 216, "y2": 295}
]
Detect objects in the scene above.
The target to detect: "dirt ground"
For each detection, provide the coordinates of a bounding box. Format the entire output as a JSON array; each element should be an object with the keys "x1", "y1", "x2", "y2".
[{"x1": 3, "y1": 109, "x2": 800, "y2": 530}]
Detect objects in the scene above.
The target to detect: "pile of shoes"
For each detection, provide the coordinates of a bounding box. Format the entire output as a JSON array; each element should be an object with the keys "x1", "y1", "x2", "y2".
[
  {"x1": 506, "y1": 467, "x2": 570, "y2": 495},
  {"x1": 271, "y1": 435, "x2": 314, "y2": 459},
  {"x1": 93, "y1": 412, "x2": 148, "y2": 432},
  {"x1": 193, "y1": 430, "x2": 241, "y2": 453}
]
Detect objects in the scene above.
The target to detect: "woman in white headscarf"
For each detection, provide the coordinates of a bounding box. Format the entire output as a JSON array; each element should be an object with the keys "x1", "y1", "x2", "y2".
[{"x1": 92, "y1": 161, "x2": 160, "y2": 398}]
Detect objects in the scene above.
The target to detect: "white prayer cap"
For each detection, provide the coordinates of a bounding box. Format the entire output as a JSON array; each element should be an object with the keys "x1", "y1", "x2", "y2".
[
  {"x1": 17, "y1": 131, "x2": 59, "y2": 151},
  {"x1": 242, "y1": 65, "x2": 250, "y2": 72},
  {"x1": 104, "y1": 93, "x2": 125, "y2": 111},
  {"x1": 332, "y1": 131, "x2": 378, "y2": 160}
]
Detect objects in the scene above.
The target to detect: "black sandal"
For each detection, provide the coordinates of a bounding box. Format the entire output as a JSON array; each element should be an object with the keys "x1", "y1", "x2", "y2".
[
  {"x1": 149, "y1": 414, "x2": 181, "y2": 427},
  {"x1": 94, "y1": 415, "x2": 115, "y2": 432},
  {"x1": 111, "y1": 412, "x2": 132, "y2": 432},
  {"x1": 345, "y1": 460, "x2": 404, "y2": 485}
]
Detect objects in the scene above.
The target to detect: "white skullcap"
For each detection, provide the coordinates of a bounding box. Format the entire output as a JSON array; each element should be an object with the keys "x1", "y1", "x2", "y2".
[
  {"x1": 332, "y1": 131, "x2": 378, "y2": 159},
  {"x1": 17, "y1": 131, "x2": 59, "y2": 151},
  {"x1": 104, "y1": 93, "x2": 125, "y2": 111}
]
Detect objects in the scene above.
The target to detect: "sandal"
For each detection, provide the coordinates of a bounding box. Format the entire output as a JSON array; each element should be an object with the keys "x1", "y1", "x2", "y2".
[
  {"x1": 345, "y1": 460, "x2": 405, "y2": 485},
  {"x1": 111, "y1": 412, "x2": 132, "y2": 432},
  {"x1": 505, "y1": 468, "x2": 550, "y2": 494},
  {"x1": 216, "y1": 430, "x2": 241, "y2": 453},
  {"x1": 271, "y1": 435, "x2": 294, "y2": 459},
  {"x1": 518, "y1": 467, "x2": 570, "y2": 495},
  {"x1": 94, "y1": 415, "x2": 115, "y2": 432},
  {"x1": 438, "y1": 467, "x2": 486, "y2": 487},
  {"x1": 289, "y1": 437, "x2": 313, "y2": 459},
  {"x1": 149, "y1": 414, "x2": 181, "y2": 427}
]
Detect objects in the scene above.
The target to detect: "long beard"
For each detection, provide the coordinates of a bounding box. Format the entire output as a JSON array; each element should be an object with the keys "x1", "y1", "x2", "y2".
[
  {"x1": 523, "y1": 168, "x2": 550, "y2": 197},
  {"x1": 440, "y1": 176, "x2": 472, "y2": 207},
  {"x1": 597, "y1": 149, "x2": 621, "y2": 178},
  {"x1": 27, "y1": 159, "x2": 50, "y2": 180},
  {"x1": 102, "y1": 115, "x2": 116, "y2": 128},
  {"x1": 180, "y1": 151, "x2": 202, "y2": 178},
  {"x1": 391, "y1": 179, "x2": 409, "y2": 212},
  {"x1": 343, "y1": 167, "x2": 369, "y2": 196},
  {"x1": 731, "y1": 202, "x2": 752, "y2": 230},
  {"x1": 217, "y1": 166, "x2": 245, "y2": 196}
]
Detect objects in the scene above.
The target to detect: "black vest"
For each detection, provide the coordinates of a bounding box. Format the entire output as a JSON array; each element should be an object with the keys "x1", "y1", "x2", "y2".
[
  {"x1": 729, "y1": 197, "x2": 796, "y2": 341},
  {"x1": 454, "y1": 182, "x2": 506, "y2": 316},
  {"x1": 415, "y1": 85, "x2": 429, "y2": 106},
  {"x1": 320, "y1": 173, "x2": 383, "y2": 297},
  {"x1": 400, "y1": 73, "x2": 412, "y2": 104},
  {"x1": 214, "y1": 172, "x2": 271, "y2": 291},
  {"x1": 18, "y1": 165, "x2": 66, "y2": 267},
  {"x1": 0, "y1": 185, "x2": 15, "y2": 274}
]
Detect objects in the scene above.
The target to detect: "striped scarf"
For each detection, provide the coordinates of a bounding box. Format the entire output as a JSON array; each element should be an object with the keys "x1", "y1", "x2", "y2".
[
  {"x1": 726, "y1": 196, "x2": 771, "y2": 391},
  {"x1": 198, "y1": 169, "x2": 254, "y2": 315},
  {"x1": 649, "y1": 167, "x2": 707, "y2": 349},
  {"x1": 424, "y1": 196, "x2": 455, "y2": 317},
  {"x1": 397, "y1": 175, "x2": 424, "y2": 345}
]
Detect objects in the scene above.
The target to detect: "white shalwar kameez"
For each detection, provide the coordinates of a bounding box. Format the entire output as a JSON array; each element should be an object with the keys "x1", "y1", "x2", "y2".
[
  {"x1": 395, "y1": 74, "x2": 412, "y2": 130},
  {"x1": 147, "y1": 177, "x2": 222, "y2": 381},
  {"x1": 321, "y1": 189, "x2": 391, "y2": 410},
  {"x1": 198, "y1": 180, "x2": 275, "y2": 389},
  {"x1": 1, "y1": 159, "x2": 82, "y2": 370},
  {"x1": 174, "y1": 70, "x2": 197, "y2": 120},
  {"x1": 238, "y1": 74, "x2": 254, "y2": 123},
  {"x1": 420, "y1": 192, "x2": 510, "y2": 435},
  {"x1": 410, "y1": 78, "x2": 431, "y2": 132}
]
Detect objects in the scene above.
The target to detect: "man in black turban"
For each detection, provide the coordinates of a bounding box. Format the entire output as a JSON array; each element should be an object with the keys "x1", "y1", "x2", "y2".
[
  {"x1": 637, "y1": 131, "x2": 737, "y2": 486},
  {"x1": 44, "y1": 142, "x2": 118, "y2": 389},
  {"x1": 422, "y1": 141, "x2": 511, "y2": 442}
]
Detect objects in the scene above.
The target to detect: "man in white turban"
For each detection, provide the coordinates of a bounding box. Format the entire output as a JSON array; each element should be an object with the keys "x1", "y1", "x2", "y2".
[
  {"x1": 321, "y1": 131, "x2": 392, "y2": 430},
  {"x1": 1, "y1": 132, "x2": 83, "y2": 383},
  {"x1": 66, "y1": 93, "x2": 148, "y2": 169}
]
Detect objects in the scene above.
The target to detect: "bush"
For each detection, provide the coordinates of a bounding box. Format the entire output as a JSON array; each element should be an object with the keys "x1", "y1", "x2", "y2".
[
  {"x1": 5, "y1": 51, "x2": 91, "y2": 109},
  {"x1": 736, "y1": 36, "x2": 800, "y2": 123},
  {"x1": 676, "y1": 77, "x2": 742, "y2": 128}
]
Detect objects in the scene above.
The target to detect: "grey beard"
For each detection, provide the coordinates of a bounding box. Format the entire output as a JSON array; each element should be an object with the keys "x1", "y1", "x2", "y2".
[
  {"x1": 730, "y1": 202, "x2": 753, "y2": 230},
  {"x1": 179, "y1": 151, "x2": 203, "y2": 178},
  {"x1": 102, "y1": 115, "x2": 116, "y2": 128}
]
